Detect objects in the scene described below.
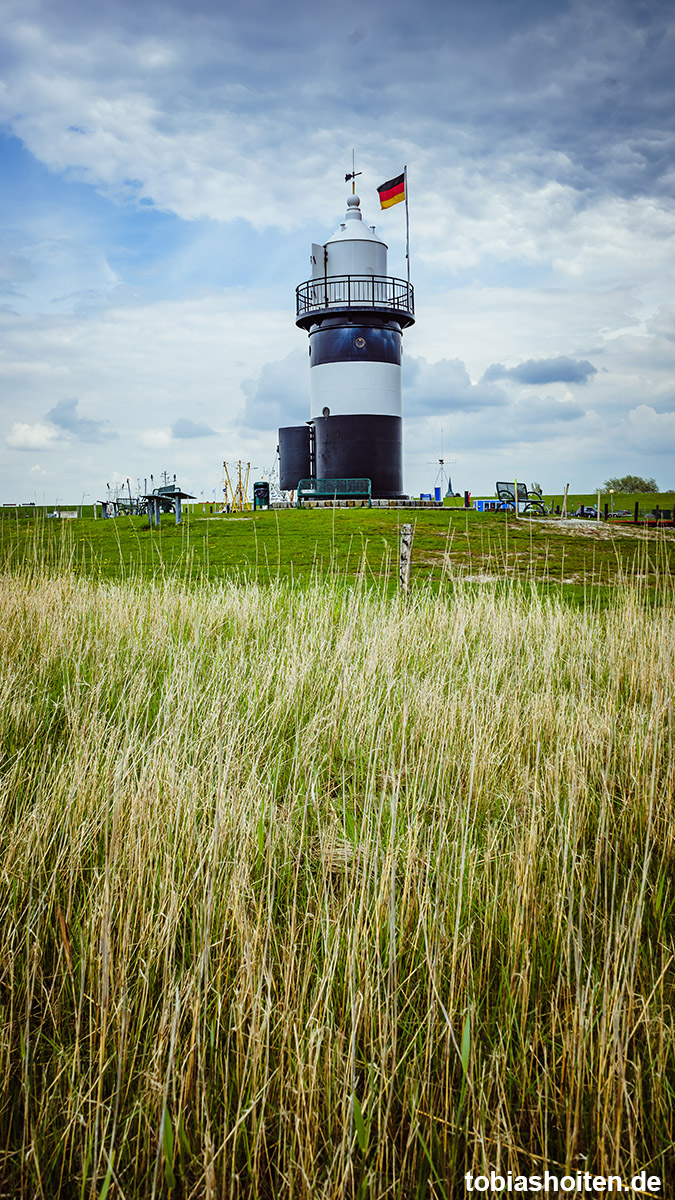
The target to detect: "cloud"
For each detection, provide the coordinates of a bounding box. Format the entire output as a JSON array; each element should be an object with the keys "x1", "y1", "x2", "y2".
[
  {"x1": 2, "y1": 0, "x2": 672, "y2": 242},
  {"x1": 46, "y1": 396, "x2": 118, "y2": 441},
  {"x1": 171, "y1": 417, "x2": 217, "y2": 439},
  {"x1": 483, "y1": 356, "x2": 598, "y2": 386},
  {"x1": 621, "y1": 405, "x2": 675, "y2": 455},
  {"x1": 0, "y1": 221, "x2": 120, "y2": 315},
  {"x1": 645, "y1": 305, "x2": 675, "y2": 344},
  {"x1": 141, "y1": 428, "x2": 172, "y2": 449},
  {"x1": 0, "y1": 247, "x2": 34, "y2": 293},
  {"x1": 0, "y1": 292, "x2": 293, "y2": 501},
  {"x1": 415, "y1": 171, "x2": 675, "y2": 292},
  {"x1": 511, "y1": 393, "x2": 585, "y2": 426},
  {"x1": 403, "y1": 356, "x2": 508, "y2": 415},
  {"x1": 6, "y1": 422, "x2": 63, "y2": 450},
  {"x1": 405, "y1": 388, "x2": 588, "y2": 468},
  {"x1": 242, "y1": 350, "x2": 308, "y2": 431}
]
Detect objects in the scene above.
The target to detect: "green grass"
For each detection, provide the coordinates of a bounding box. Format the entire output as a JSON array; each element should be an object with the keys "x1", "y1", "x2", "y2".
[
  {"x1": 0, "y1": 567, "x2": 673, "y2": 1197},
  {"x1": 2, "y1": 503, "x2": 674, "y2": 605}
]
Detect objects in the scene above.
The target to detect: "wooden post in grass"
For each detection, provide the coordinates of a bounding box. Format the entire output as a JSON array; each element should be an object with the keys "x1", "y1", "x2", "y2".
[
  {"x1": 514, "y1": 479, "x2": 519, "y2": 519},
  {"x1": 561, "y1": 483, "x2": 569, "y2": 519},
  {"x1": 597, "y1": 490, "x2": 601, "y2": 521},
  {"x1": 400, "y1": 524, "x2": 414, "y2": 594}
]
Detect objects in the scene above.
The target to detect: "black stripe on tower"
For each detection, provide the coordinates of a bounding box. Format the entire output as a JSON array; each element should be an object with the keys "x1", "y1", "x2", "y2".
[
  {"x1": 314, "y1": 413, "x2": 404, "y2": 499},
  {"x1": 309, "y1": 320, "x2": 402, "y2": 367}
]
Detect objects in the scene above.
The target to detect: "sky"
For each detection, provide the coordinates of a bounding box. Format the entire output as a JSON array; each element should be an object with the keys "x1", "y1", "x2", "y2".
[{"x1": 1, "y1": 0, "x2": 674, "y2": 505}]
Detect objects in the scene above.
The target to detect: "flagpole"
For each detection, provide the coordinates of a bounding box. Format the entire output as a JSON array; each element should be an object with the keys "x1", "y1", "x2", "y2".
[{"x1": 404, "y1": 164, "x2": 410, "y2": 286}]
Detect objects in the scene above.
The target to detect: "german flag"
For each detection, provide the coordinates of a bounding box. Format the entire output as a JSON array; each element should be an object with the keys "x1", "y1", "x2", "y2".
[{"x1": 377, "y1": 172, "x2": 405, "y2": 209}]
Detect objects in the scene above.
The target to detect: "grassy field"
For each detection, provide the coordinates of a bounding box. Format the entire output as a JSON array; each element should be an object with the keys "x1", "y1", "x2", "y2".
[
  {"x1": 1, "y1": 512, "x2": 674, "y2": 1196},
  {"x1": 2, "y1": 502, "x2": 675, "y2": 604}
]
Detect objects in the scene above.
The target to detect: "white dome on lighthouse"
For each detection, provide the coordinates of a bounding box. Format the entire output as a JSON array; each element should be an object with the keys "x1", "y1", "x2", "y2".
[{"x1": 324, "y1": 194, "x2": 388, "y2": 276}]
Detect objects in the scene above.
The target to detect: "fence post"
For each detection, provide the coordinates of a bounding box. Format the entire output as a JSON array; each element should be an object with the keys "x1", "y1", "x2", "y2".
[
  {"x1": 634, "y1": 501, "x2": 639, "y2": 525},
  {"x1": 400, "y1": 523, "x2": 414, "y2": 594}
]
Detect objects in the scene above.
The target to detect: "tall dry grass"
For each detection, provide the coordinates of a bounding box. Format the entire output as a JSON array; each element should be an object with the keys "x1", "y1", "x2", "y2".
[{"x1": 0, "y1": 568, "x2": 673, "y2": 1197}]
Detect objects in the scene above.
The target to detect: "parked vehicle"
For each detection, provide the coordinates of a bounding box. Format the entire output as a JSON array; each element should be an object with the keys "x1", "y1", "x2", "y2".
[{"x1": 574, "y1": 505, "x2": 598, "y2": 519}]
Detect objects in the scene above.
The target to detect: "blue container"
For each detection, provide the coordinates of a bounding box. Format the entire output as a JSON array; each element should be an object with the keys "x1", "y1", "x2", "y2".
[{"x1": 434, "y1": 486, "x2": 441, "y2": 502}]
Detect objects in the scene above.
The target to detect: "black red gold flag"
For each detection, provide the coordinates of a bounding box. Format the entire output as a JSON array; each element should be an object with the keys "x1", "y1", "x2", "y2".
[{"x1": 377, "y1": 172, "x2": 405, "y2": 209}]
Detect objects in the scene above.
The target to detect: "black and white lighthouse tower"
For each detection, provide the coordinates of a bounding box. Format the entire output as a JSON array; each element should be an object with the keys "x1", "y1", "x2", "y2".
[{"x1": 278, "y1": 187, "x2": 415, "y2": 498}]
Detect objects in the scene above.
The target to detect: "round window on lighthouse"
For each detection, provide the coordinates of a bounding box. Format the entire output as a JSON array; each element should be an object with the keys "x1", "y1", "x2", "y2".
[{"x1": 354, "y1": 336, "x2": 366, "y2": 349}]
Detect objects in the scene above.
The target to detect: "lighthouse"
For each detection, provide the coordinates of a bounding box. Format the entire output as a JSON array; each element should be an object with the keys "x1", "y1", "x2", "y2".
[{"x1": 278, "y1": 187, "x2": 415, "y2": 498}]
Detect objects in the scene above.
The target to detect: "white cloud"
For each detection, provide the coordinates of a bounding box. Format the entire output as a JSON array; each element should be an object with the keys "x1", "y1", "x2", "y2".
[
  {"x1": 0, "y1": 290, "x2": 297, "y2": 498},
  {"x1": 140, "y1": 428, "x2": 172, "y2": 449},
  {"x1": 0, "y1": 17, "x2": 339, "y2": 231},
  {"x1": 414, "y1": 166, "x2": 675, "y2": 290},
  {"x1": 242, "y1": 350, "x2": 308, "y2": 431},
  {"x1": 171, "y1": 418, "x2": 217, "y2": 439},
  {"x1": 646, "y1": 305, "x2": 675, "y2": 344},
  {"x1": 1, "y1": 0, "x2": 670, "y2": 241},
  {"x1": 511, "y1": 394, "x2": 585, "y2": 427},
  {"x1": 403, "y1": 355, "x2": 507, "y2": 415},
  {"x1": 6, "y1": 421, "x2": 64, "y2": 450},
  {"x1": 47, "y1": 396, "x2": 117, "y2": 441},
  {"x1": 622, "y1": 405, "x2": 675, "y2": 455}
]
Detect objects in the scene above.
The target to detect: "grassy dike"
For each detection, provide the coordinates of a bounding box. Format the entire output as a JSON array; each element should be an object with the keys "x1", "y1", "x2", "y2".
[
  {"x1": 0, "y1": 557, "x2": 673, "y2": 1196},
  {"x1": 2, "y1": 504, "x2": 675, "y2": 602}
]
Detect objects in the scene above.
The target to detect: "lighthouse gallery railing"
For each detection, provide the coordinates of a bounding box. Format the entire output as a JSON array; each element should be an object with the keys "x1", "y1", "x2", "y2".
[{"x1": 296, "y1": 274, "x2": 414, "y2": 320}]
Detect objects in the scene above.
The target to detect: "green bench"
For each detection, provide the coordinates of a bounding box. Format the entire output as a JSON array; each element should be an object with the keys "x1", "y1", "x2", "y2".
[{"x1": 296, "y1": 478, "x2": 372, "y2": 507}]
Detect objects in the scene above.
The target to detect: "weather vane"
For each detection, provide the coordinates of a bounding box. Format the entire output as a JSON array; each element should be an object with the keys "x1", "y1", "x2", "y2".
[{"x1": 345, "y1": 149, "x2": 362, "y2": 194}]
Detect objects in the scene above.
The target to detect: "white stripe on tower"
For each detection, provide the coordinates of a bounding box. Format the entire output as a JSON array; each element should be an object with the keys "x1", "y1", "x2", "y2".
[{"x1": 310, "y1": 362, "x2": 401, "y2": 419}]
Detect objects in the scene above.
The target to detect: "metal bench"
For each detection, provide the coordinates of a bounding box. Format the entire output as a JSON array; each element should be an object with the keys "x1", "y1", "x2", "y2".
[
  {"x1": 141, "y1": 484, "x2": 195, "y2": 526},
  {"x1": 495, "y1": 481, "x2": 548, "y2": 515},
  {"x1": 296, "y1": 478, "x2": 372, "y2": 507}
]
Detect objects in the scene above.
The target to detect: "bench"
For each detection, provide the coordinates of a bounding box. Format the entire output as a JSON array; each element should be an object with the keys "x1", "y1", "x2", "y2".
[
  {"x1": 296, "y1": 478, "x2": 372, "y2": 507},
  {"x1": 495, "y1": 481, "x2": 548, "y2": 515},
  {"x1": 141, "y1": 484, "x2": 195, "y2": 526}
]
